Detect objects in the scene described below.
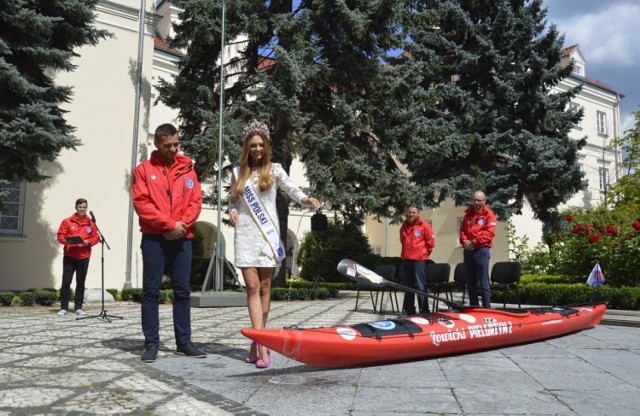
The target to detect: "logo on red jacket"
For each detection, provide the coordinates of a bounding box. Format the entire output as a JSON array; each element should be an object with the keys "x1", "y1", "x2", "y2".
[
  {"x1": 186, "y1": 178, "x2": 194, "y2": 189},
  {"x1": 414, "y1": 230, "x2": 421, "y2": 237}
]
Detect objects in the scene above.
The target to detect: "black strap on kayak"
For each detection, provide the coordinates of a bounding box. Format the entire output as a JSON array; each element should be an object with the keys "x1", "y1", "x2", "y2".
[{"x1": 352, "y1": 319, "x2": 423, "y2": 341}]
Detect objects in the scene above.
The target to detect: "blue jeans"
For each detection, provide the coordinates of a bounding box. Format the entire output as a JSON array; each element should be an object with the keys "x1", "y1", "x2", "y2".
[
  {"x1": 141, "y1": 234, "x2": 192, "y2": 348},
  {"x1": 464, "y1": 247, "x2": 491, "y2": 308},
  {"x1": 401, "y1": 260, "x2": 429, "y2": 314}
]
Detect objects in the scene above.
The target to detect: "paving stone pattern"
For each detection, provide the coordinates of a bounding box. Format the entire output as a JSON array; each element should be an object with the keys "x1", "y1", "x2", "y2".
[{"x1": 0, "y1": 294, "x2": 639, "y2": 415}]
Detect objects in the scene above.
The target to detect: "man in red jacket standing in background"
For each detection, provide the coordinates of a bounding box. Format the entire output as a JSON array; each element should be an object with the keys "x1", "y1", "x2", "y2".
[
  {"x1": 400, "y1": 206, "x2": 435, "y2": 315},
  {"x1": 56, "y1": 198, "x2": 100, "y2": 316},
  {"x1": 460, "y1": 190, "x2": 497, "y2": 308},
  {"x1": 132, "y1": 123, "x2": 205, "y2": 363}
]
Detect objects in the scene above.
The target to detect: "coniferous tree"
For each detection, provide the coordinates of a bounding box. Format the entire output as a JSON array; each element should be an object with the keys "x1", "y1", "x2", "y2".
[
  {"x1": 296, "y1": 0, "x2": 418, "y2": 223},
  {"x1": 158, "y1": 0, "x2": 589, "y2": 263},
  {"x1": 0, "y1": 0, "x2": 110, "y2": 189},
  {"x1": 386, "y1": 0, "x2": 586, "y2": 226},
  {"x1": 157, "y1": 1, "x2": 413, "y2": 287},
  {"x1": 158, "y1": 0, "x2": 412, "y2": 222}
]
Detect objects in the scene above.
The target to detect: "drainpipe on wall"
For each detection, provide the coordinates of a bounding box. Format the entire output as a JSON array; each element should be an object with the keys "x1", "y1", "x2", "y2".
[{"x1": 125, "y1": 0, "x2": 147, "y2": 288}]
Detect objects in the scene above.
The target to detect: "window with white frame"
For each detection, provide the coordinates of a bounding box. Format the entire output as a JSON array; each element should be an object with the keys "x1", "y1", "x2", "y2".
[
  {"x1": 572, "y1": 65, "x2": 582, "y2": 76},
  {"x1": 599, "y1": 167, "x2": 609, "y2": 194},
  {"x1": 568, "y1": 102, "x2": 581, "y2": 127},
  {"x1": 0, "y1": 181, "x2": 25, "y2": 235},
  {"x1": 596, "y1": 111, "x2": 607, "y2": 135}
]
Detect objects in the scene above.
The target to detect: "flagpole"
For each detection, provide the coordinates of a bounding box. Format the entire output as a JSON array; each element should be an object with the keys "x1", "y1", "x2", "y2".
[{"x1": 213, "y1": 0, "x2": 227, "y2": 291}]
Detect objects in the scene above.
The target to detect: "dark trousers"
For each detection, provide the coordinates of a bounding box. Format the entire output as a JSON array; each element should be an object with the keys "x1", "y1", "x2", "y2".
[
  {"x1": 464, "y1": 247, "x2": 491, "y2": 308},
  {"x1": 60, "y1": 256, "x2": 90, "y2": 311},
  {"x1": 401, "y1": 260, "x2": 429, "y2": 314},
  {"x1": 141, "y1": 234, "x2": 192, "y2": 348}
]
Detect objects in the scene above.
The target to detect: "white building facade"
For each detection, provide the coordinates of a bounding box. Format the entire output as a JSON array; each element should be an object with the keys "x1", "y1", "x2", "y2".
[
  {"x1": 0, "y1": 3, "x2": 622, "y2": 291},
  {"x1": 0, "y1": 1, "x2": 315, "y2": 291},
  {"x1": 509, "y1": 45, "x2": 623, "y2": 249}
]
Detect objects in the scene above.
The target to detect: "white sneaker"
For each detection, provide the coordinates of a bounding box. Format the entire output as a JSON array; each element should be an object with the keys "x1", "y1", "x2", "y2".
[
  {"x1": 75, "y1": 309, "x2": 86, "y2": 316},
  {"x1": 57, "y1": 309, "x2": 67, "y2": 316}
]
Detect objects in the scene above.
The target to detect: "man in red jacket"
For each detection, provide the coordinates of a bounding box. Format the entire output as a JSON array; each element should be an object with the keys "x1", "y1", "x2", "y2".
[
  {"x1": 460, "y1": 191, "x2": 497, "y2": 308},
  {"x1": 56, "y1": 198, "x2": 100, "y2": 316},
  {"x1": 400, "y1": 206, "x2": 435, "y2": 315},
  {"x1": 132, "y1": 123, "x2": 205, "y2": 363}
]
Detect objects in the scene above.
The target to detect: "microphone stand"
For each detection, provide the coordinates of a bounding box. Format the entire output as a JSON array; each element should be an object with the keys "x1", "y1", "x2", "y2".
[{"x1": 78, "y1": 214, "x2": 122, "y2": 323}]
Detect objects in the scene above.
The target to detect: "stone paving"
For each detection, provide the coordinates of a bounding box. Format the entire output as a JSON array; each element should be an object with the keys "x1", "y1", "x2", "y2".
[{"x1": 0, "y1": 293, "x2": 639, "y2": 415}]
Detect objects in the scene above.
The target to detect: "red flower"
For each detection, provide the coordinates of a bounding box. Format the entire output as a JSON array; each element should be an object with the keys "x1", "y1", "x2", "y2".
[
  {"x1": 607, "y1": 225, "x2": 619, "y2": 236},
  {"x1": 588, "y1": 235, "x2": 601, "y2": 244},
  {"x1": 566, "y1": 214, "x2": 574, "y2": 222},
  {"x1": 599, "y1": 227, "x2": 606, "y2": 234},
  {"x1": 633, "y1": 221, "x2": 640, "y2": 231},
  {"x1": 572, "y1": 225, "x2": 583, "y2": 233}
]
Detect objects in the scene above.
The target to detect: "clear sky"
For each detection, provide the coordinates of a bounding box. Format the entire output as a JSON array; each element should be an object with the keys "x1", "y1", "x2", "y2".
[{"x1": 543, "y1": 0, "x2": 638, "y2": 132}]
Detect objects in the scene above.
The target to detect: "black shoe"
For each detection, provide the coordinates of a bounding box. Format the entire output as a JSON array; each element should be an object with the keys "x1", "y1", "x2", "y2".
[
  {"x1": 141, "y1": 344, "x2": 159, "y2": 363},
  {"x1": 399, "y1": 310, "x2": 416, "y2": 318},
  {"x1": 176, "y1": 343, "x2": 207, "y2": 358}
]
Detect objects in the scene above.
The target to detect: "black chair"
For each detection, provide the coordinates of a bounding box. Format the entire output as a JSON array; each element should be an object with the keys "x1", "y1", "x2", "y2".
[
  {"x1": 353, "y1": 273, "x2": 379, "y2": 313},
  {"x1": 451, "y1": 262, "x2": 467, "y2": 305},
  {"x1": 490, "y1": 261, "x2": 522, "y2": 308},
  {"x1": 425, "y1": 263, "x2": 451, "y2": 312},
  {"x1": 354, "y1": 264, "x2": 398, "y2": 313},
  {"x1": 374, "y1": 265, "x2": 399, "y2": 314}
]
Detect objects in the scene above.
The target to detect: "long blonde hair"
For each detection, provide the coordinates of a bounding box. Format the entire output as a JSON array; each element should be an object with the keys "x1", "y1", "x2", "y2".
[{"x1": 233, "y1": 131, "x2": 274, "y2": 195}]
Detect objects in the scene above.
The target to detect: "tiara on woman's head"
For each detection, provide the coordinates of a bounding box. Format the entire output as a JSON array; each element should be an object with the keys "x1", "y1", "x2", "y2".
[{"x1": 242, "y1": 120, "x2": 270, "y2": 141}]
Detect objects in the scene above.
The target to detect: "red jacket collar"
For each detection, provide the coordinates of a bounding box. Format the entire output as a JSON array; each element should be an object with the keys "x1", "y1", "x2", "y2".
[
  {"x1": 149, "y1": 150, "x2": 193, "y2": 170},
  {"x1": 465, "y1": 204, "x2": 489, "y2": 216}
]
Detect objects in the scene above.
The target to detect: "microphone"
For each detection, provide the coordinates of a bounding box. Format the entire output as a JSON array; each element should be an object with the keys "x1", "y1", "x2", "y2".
[{"x1": 90, "y1": 211, "x2": 97, "y2": 223}]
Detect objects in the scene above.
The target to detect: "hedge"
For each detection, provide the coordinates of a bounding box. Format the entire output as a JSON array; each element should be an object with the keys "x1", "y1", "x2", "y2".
[
  {"x1": 489, "y1": 282, "x2": 640, "y2": 310},
  {"x1": 0, "y1": 292, "x2": 15, "y2": 306}
]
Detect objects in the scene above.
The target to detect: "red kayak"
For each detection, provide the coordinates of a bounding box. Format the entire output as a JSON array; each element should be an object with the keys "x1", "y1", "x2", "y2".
[
  {"x1": 243, "y1": 259, "x2": 606, "y2": 368},
  {"x1": 242, "y1": 303, "x2": 606, "y2": 368}
]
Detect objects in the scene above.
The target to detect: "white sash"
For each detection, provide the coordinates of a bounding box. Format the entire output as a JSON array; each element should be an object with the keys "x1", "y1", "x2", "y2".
[{"x1": 235, "y1": 167, "x2": 286, "y2": 262}]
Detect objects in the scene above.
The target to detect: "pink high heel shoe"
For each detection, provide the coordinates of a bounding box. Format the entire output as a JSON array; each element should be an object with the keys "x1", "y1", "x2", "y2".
[
  {"x1": 245, "y1": 341, "x2": 259, "y2": 364},
  {"x1": 255, "y1": 343, "x2": 271, "y2": 369}
]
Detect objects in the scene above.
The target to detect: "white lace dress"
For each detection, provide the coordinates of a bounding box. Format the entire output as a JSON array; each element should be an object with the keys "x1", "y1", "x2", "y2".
[{"x1": 229, "y1": 163, "x2": 308, "y2": 267}]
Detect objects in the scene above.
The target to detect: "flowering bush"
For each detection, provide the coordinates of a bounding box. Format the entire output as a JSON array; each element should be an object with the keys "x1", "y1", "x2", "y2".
[{"x1": 551, "y1": 211, "x2": 640, "y2": 287}]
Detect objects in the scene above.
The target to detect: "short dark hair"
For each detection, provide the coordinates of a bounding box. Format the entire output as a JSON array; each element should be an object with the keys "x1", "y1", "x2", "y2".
[
  {"x1": 75, "y1": 198, "x2": 87, "y2": 207},
  {"x1": 154, "y1": 124, "x2": 178, "y2": 141}
]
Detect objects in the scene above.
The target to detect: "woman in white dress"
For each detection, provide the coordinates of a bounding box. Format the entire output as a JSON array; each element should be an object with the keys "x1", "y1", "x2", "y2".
[{"x1": 229, "y1": 120, "x2": 321, "y2": 368}]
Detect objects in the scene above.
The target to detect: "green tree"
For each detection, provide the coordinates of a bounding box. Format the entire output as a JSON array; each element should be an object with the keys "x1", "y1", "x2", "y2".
[
  {"x1": 609, "y1": 108, "x2": 640, "y2": 209},
  {"x1": 0, "y1": 0, "x2": 110, "y2": 191},
  {"x1": 157, "y1": 0, "x2": 412, "y2": 215},
  {"x1": 157, "y1": 0, "x2": 591, "y2": 284},
  {"x1": 297, "y1": 221, "x2": 377, "y2": 282},
  {"x1": 156, "y1": 0, "x2": 410, "y2": 285},
  {"x1": 384, "y1": 0, "x2": 586, "y2": 227}
]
